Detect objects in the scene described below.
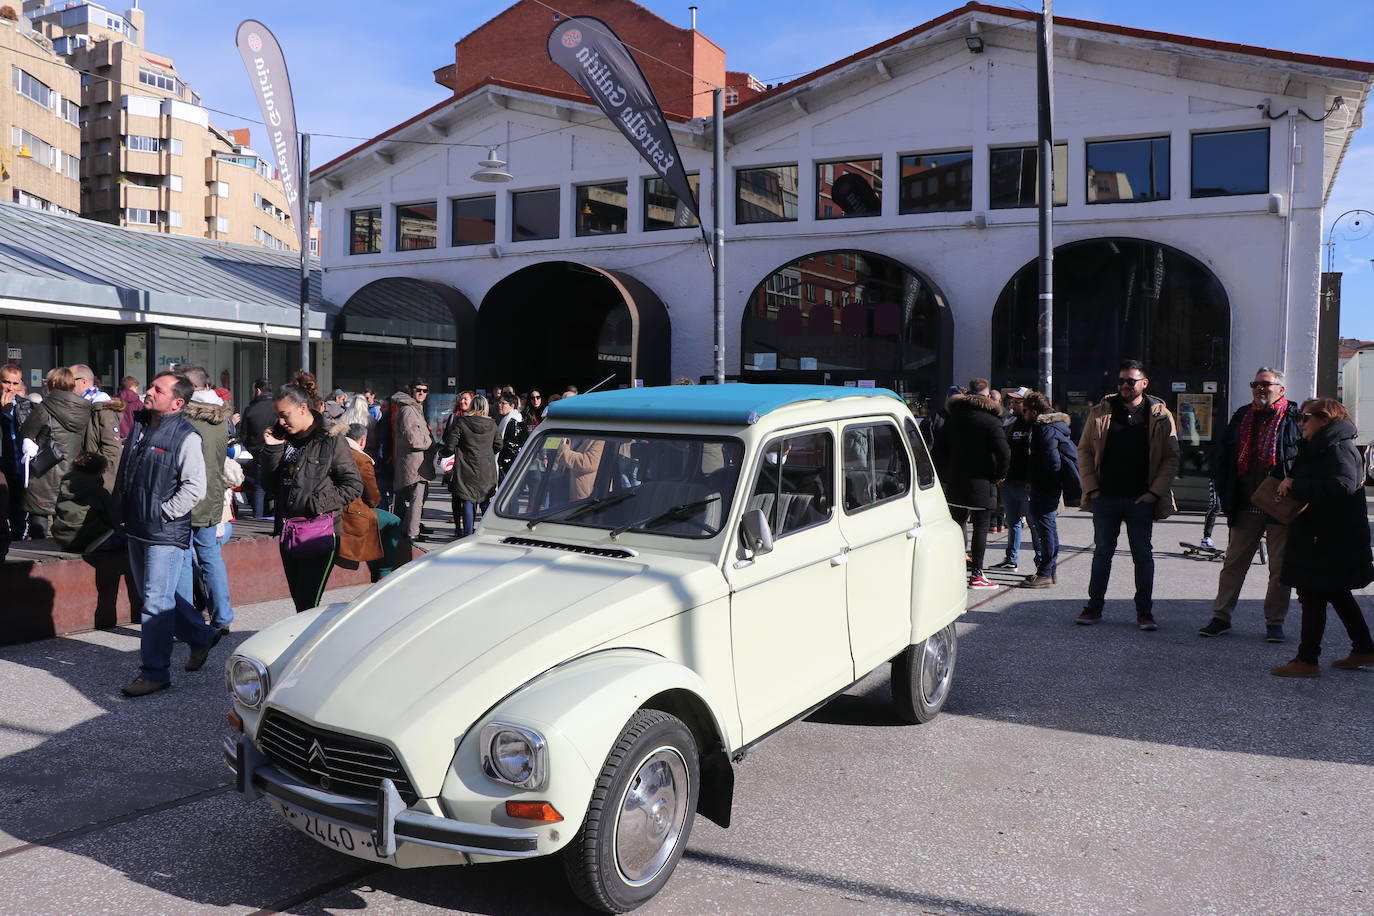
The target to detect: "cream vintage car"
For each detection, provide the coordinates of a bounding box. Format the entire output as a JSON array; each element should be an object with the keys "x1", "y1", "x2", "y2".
[{"x1": 223, "y1": 384, "x2": 967, "y2": 912}]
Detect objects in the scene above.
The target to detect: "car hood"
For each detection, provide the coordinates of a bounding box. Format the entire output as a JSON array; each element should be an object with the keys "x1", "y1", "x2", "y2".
[{"x1": 262, "y1": 537, "x2": 727, "y2": 796}]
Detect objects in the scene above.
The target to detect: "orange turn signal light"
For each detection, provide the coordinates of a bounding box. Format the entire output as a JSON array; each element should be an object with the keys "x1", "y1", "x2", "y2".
[
  {"x1": 506, "y1": 801, "x2": 563, "y2": 823},
  {"x1": 227, "y1": 709, "x2": 243, "y2": 733}
]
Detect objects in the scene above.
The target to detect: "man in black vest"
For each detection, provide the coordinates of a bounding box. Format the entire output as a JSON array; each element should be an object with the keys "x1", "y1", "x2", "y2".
[{"x1": 114, "y1": 372, "x2": 221, "y2": 697}]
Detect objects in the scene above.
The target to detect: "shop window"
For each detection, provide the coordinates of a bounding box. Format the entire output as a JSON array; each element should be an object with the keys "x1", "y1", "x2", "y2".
[
  {"x1": 899, "y1": 151, "x2": 972, "y2": 214},
  {"x1": 576, "y1": 181, "x2": 628, "y2": 236},
  {"x1": 511, "y1": 188, "x2": 560, "y2": 242},
  {"x1": 349, "y1": 207, "x2": 381, "y2": 255},
  {"x1": 1192, "y1": 128, "x2": 1268, "y2": 198},
  {"x1": 990, "y1": 144, "x2": 1067, "y2": 209},
  {"x1": 1086, "y1": 136, "x2": 1170, "y2": 203},
  {"x1": 736, "y1": 165, "x2": 798, "y2": 224},
  {"x1": 451, "y1": 195, "x2": 495, "y2": 246},
  {"x1": 396, "y1": 201, "x2": 437, "y2": 251},
  {"x1": 816, "y1": 158, "x2": 882, "y2": 219},
  {"x1": 643, "y1": 174, "x2": 700, "y2": 230}
]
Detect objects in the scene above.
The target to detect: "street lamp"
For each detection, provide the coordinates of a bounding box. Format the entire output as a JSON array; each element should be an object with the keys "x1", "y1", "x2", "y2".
[
  {"x1": 0, "y1": 144, "x2": 33, "y2": 179},
  {"x1": 1325, "y1": 209, "x2": 1374, "y2": 272},
  {"x1": 471, "y1": 148, "x2": 513, "y2": 183}
]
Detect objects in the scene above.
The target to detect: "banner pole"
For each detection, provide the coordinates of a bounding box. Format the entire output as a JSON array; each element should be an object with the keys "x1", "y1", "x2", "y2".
[
  {"x1": 298, "y1": 132, "x2": 310, "y2": 374},
  {"x1": 712, "y1": 88, "x2": 725, "y2": 385},
  {"x1": 1036, "y1": 1, "x2": 1055, "y2": 401}
]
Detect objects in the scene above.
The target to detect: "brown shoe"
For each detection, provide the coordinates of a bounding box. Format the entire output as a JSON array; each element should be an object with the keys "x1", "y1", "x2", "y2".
[
  {"x1": 1020, "y1": 574, "x2": 1055, "y2": 588},
  {"x1": 1270, "y1": 658, "x2": 1320, "y2": 678},
  {"x1": 1331, "y1": 651, "x2": 1374, "y2": 670},
  {"x1": 121, "y1": 676, "x2": 171, "y2": 697}
]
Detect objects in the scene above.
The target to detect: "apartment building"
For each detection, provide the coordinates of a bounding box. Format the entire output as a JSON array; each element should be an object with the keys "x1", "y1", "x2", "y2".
[
  {"x1": 1, "y1": 9, "x2": 80, "y2": 214},
  {"x1": 23, "y1": 0, "x2": 297, "y2": 251}
]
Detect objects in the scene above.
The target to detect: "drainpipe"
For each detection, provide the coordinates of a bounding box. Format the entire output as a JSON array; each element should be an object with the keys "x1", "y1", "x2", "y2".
[{"x1": 1277, "y1": 112, "x2": 1297, "y2": 376}]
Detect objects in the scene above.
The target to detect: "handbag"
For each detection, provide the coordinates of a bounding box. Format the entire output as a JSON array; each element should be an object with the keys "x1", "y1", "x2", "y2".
[
  {"x1": 1249, "y1": 475, "x2": 1307, "y2": 525},
  {"x1": 417, "y1": 443, "x2": 440, "y2": 482},
  {"x1": 29, "y1": 438, "x2": 64, "y2": 477},
  {"x1": 280, "y1": 513, "x2": 337, "y2": 558}
]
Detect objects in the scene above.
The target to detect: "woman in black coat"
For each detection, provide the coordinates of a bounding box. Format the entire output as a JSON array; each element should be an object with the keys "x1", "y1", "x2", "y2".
[
  {"x1": 931, "y1": 392, "x2": 1010, "y2": 588},
  {"x1": 443, "y1": 394, "x2": 500, "y2": 538},
  {"x1": 1019, "y1": 392, "x2": 1082, "y2": 588},
  {"x1": 1270, "y1": 398, "x2": 1374, "y2": 677}
]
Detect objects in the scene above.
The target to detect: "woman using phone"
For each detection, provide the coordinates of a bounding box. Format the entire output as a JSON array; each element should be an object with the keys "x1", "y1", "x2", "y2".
[{"x1": 257, "y1": 384, "x2": 362, "y2": 611}]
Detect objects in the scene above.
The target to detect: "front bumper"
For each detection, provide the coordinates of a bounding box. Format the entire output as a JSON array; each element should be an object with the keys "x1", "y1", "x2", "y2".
[{"x1": 224, "y1": 734, "x2": 539, "y2": 859}]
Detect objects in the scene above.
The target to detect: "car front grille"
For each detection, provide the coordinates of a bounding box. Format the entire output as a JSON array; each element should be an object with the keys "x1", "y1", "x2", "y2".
[{"x1": 256, "y1": 709, "x2": 419, "y2": 804}]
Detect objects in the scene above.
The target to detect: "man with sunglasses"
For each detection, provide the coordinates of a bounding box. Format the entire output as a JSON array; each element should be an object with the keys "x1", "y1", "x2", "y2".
[
  {"x1": 389, "y1": 378, "x2": 433, "y2": 543},
  {"x1": 1076, "y1": 360, "x2": 1180, "y2": 629},
  {"x1": 1198, "y1": 368, "x2": 1303, "y2": 642}
]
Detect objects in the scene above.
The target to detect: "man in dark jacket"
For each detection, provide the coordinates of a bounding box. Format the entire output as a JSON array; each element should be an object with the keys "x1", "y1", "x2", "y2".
[
  {"x1": 239, "y1": 378, "x2": 275, "y2": 518},
  {"x1": 932, "y1": 390, "x2": 1010, "y2": 589},
  {"x1": 113, "y1": 372, "x2": 222, "y2": 697},
  {"x1": 1199, "y1": 368, "x2": 1303, "y2": 642},
  {"x1": 993, "y1": 386, "x2": 1034, "y2": 571},
  {"x1": 1019, "y1": 394, "x2": 1082, "y2": 587},
  {"x1": 1, "y1": 364, "x2": 31, "y2": 540}
]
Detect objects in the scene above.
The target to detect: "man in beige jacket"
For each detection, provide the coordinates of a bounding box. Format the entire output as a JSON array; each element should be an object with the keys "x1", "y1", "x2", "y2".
[
  {"x1": 1076, "y1": 360, "x2": 1179, "y2": 631},
  {"x1": 389, "y1": 379, "x2": 432, "y2": 541}
]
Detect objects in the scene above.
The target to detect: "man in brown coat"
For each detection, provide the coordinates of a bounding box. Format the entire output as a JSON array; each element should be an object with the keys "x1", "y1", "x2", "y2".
[{"x1": 389, "y1": 379, "x2": 432, "y2": 541}]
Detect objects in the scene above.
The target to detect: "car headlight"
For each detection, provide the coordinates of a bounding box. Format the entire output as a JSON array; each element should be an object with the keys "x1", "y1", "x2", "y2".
[
  {"x1": 227, "y1": 656, "x2": 270, "y2": 709},
  {"x1": 480, "y1": 723, "x2": 547, "y2": 789}
]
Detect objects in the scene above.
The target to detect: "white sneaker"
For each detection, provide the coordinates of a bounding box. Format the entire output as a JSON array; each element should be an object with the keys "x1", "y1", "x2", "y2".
[
  {"x1": 1200, "y1": 537, "x2": 1216, "y2": 549},
  {"x1": 968, "y1": 575, "x2": 999, "y2": 590}
]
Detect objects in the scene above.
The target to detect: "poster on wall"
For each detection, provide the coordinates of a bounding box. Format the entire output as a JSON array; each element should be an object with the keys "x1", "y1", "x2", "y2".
[
  {"x1": 124, "y1": 332, "x2": 147, "y2": 383},
  {"x1": 1176, "y1": 393, "x2": 1213, "y2": 444}
]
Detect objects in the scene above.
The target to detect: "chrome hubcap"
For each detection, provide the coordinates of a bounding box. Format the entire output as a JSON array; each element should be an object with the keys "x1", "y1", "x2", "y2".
[
  {"x1": 613, "y1": 746, "x2": 689, "y2": 886},
  {"x1": 920, "y1": 626, "x2": 954, "y2": 707}
]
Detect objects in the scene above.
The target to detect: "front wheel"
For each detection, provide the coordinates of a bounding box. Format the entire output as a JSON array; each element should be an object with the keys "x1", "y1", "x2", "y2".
[
  {"x1": 891, "y1": 622, "x2": 958, "y2": 724},
  {"x1": 563, "y1": 709, "x2": 699, "y2": 913}
]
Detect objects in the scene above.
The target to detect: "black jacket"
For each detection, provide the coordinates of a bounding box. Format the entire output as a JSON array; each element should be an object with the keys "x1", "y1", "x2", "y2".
[
  {"x1": 1211, "y1": 400, "x2": 1303, "y2": 522},
  {"x1": 19, "y1": 389, "x2": 94, "y2": 517},
  {"x1": 1279, "y1": 419, "x2": 1373, "y2": 592},
  {"x1": 443, "y1": 414, "x2": 500, "y2": 503},
  {"x1": 932, "y1": 393, "x2": 1009, "y2": 510},
  {"x1": 240, "y1": 393, "x2": 277, "y2": 452},
  {"x1": 113, "y1": 410, "x2": 198, "y2": 547},
  {"x1": 1028, "y1": 412, "x2": 1082, "y2": 503},
  {"x1": 257, "y1": 414, "x2": 363, "y2": 521}
]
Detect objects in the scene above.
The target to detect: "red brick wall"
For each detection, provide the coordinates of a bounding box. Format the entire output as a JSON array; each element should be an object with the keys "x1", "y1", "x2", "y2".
[{"x1": 447, "y1": 0, "x2": 725, "y2": 119}]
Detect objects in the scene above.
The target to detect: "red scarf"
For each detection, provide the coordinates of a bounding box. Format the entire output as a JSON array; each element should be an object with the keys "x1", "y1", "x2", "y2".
[{"x1": 1236, "y1": 395, "x2": 1288, "y2": 474}]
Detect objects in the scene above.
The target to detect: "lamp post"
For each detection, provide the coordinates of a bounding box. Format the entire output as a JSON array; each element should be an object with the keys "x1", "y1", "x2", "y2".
[
  {"x1": 0, "y1": 144, "x2": 34, "y2": 179},
  {"x1": 1325, "y1": 209, "x2": 1374, "y2": 272}
]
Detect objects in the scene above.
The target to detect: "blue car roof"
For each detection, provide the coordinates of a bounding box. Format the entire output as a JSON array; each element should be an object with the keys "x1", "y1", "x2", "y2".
[{"x1": 544, "y1": 384, "x2": 905, "y2": 426}]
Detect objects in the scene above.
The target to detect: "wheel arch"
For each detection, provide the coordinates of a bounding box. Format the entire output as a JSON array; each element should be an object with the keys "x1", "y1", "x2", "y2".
[{"x1": 642, "y1": 688, "x2": 734, "y2": 828}]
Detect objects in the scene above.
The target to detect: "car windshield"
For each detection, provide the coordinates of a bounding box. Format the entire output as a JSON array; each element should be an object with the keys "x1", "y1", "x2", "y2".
[{"x1": 495, "y1": 431, "x2": 745, "y2": 539}]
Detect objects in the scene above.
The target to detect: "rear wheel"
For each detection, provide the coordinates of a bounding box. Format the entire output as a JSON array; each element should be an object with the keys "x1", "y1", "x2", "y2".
[
  {"x1": 563, "y1": 709, "x2": 699, "y2": 913},
  {"x1": 891, "y1": 622, "x2": 958, "y2": 724}
]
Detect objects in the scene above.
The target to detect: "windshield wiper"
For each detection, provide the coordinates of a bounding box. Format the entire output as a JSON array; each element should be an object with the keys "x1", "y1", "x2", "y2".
[
  {"x1": 609, "y1": 495, "x2": 721, "y2": 539},
  {"x1": 526, "y1": 490, "x2": 637, "y2": 530}
]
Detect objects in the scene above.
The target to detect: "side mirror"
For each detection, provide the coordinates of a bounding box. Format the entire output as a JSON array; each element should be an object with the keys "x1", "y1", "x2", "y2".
[{"x1": 740, "y1": 508, "x2": 774, "y2": 555}]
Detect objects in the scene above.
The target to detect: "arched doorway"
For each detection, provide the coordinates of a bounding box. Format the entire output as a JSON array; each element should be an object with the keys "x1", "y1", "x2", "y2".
[
  {"x1": 333, "y1": 277, "x2": 476, "y2": 397},
  {"x1": 992, "y1": 237, "x2": 1230, "y2": 502},
  {"x1": 740, "y1": 249, "x2": 952, "y2": 401},
  {"x1": 476, "y1": 262, "x2": 669, "y2": 392}
]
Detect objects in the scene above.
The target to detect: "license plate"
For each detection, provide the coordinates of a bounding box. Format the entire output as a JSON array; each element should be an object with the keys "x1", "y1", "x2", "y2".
[{"x1": 273, "y1": 801, "x2": 394, "y2": 864}]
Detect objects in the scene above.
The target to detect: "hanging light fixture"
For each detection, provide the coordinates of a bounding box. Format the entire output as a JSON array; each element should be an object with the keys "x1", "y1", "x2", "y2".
[{"x1": 471, "y1": 148, "x2": 513, "y2": 183}]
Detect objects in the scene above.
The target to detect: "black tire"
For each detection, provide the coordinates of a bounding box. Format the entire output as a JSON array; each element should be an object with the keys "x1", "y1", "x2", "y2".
[
  {"x1": 891, "y1": 622, "x2": 958, "y2": 724},
  {"x1": 563, "y1": 709, "x2": 699, "y2": 913}
]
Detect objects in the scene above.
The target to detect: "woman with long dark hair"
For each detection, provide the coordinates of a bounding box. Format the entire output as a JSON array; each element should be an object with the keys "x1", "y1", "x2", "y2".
[
  {"x1": 1271, "y1": 398, "x2": 1374, "y2": 676},
  {"x1": 523, "y1": 388, "x2": 546, "y2": 430},
  {"x1": 257, "y1": 384, "x2": 363, "y2": 611}
]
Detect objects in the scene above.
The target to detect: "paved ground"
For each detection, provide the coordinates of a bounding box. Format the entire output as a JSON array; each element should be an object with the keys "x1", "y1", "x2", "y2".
[{"x1": 2, "y1": 507, "x2": 1372, "y2": 915}]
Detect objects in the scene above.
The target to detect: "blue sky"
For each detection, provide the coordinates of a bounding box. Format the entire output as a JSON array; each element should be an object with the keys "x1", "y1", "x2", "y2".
[{"x1": 139, "y1": 1, "x2": 1374, "y2": 336}]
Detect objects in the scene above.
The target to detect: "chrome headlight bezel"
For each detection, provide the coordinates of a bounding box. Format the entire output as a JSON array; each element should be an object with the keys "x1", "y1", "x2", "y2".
[
  {"x1": 227, "y1": 656, "x2": 270, "y2": 709},
  {"x1": 480, "y1": 722, "x2": 547, "y2": 790}
]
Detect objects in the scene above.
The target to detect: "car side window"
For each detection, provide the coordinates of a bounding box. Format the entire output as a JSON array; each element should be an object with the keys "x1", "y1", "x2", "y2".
[
  {"x1": 903, "y1": 418, "x2": 937, "y2": 490},
  {"x1": 747, "y1": 429, "x2": 833, "y2": 537},
  {"x1": 843, "y1": 422, "x2": 911, "y2": 512}
]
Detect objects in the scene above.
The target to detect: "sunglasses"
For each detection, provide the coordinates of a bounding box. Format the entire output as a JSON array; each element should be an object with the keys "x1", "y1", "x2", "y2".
[
  {"x1": 1250, "y1": 381, "x2": 1279, "y2": 389},
  {"x1": 412, "y1": 387, "x2": 428, "y2": 393},
  {"x1": 1300, "y1": 413, "x2": 1319, "y2": 422},
  {"x1": 1117, "y1": 378, "x2": 1144, "y2": 386}
]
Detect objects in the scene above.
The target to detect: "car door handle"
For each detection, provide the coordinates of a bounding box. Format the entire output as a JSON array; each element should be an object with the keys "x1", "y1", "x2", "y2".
[
  {"x1": 906, "y1": 526, "x2": 921, "y2": 539},
  {"x1": 830, "y1": 552, "x2": 848, "y2": 567}
]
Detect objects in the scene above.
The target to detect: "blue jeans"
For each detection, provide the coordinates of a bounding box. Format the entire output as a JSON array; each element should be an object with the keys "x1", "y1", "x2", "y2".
[
  {"x1": 1027, "y1": 490, "x2": 1061, "y2": 577},
  {"x1": 1087, "y1": 496, "x2": 1156, "y2": 613},
  {"x1": 243, "y1": 460, "x2": 267, "y2": 518},
  {"x1": 458, "y1": 500, "x2": 477, "y2": 538},
  {"x1": 1002, "y1": 485, "x2": 1038, "y2": 566},
  {"x1": 129, "y1": 539, "x2": 216, "y2": 683},
  {"x1": 179, "y1": 524, "x2": 234, "y2": 630}
]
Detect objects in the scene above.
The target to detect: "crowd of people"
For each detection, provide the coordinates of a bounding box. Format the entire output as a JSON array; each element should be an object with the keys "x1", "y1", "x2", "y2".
[{"x1": 924, "y1": 361, "x2": 1374, "y2": 678}]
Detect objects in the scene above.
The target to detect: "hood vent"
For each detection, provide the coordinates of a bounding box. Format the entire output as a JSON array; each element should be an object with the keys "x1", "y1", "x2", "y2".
[{"x1": 501, "y1": 536, "x2": 637, "y2": 559}]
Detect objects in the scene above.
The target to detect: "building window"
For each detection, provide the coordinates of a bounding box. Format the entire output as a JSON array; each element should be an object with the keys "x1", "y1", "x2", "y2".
[
  {"x1": 349, "y1": 207, "x2": 382, "y2": 254},
  {"x1": 725, "y1": 89, "x2": 739, "y2": 106},
  {"x1": 1192, "y1": 128, "x2": 1268, "y2": 198},
  {"x1": 451, "y1": 195, "x2": 496, "y2": 246},
  {"x1": 511, "y1": 188, "x2": 560, "y2": 242},
  {"x1": 137, "y1": 67, "x2": 178, "y2": 94},
  {"x1": 575, "y1": 181, "x2": 628, "y2": 236},
  {"x1": 989, "y1": 144, "x2": 1068, "y2": 209},
  {"x1": 63, "y1": 99, "x2": 80, "y2": 125},
  {"x1": 167, "y1": 174, "x2": 182, "y2": 192},
  {"x1": 1086, "y1": 136, "x2": 1170, "y2": 203},
  {"x1": 396, "y1": 202, "x2": 437, "y2": 251},
  {"x1": 169, "y1": 138, "x2": 183, "y2": 156},
  {"x1": 254, "y1": 226, "x2": 291, "y2": 251},
  {"x1": 125, "y1": 208, "x2": 158, "y2": 225},
  {"x1": 816, "y1": 158, "x2": 882, "y2": 219},
  {"x1": 643, "y1": 174, "x2": 700, "y2": 230},
  {"x1": 126, "y1": 134, "x2": 161, "y2": 153},
  {"x1": 213, "y1": 181, "x2": 230, "y2": 198},
  {"x1": 64, "y1": 154, "x2": 78, "y2": 180},
  {"x1": 11, "y1": 127, "x2": 55, "y2": 170},
  {"x1": 736, "y1": 165, "x2": 798, "y2": 224},
  {"x1": 12, "y1": 67, "x2": 54, "y2": 109},
  {"x1": 215, "y1": 216, "x2": 230, "y2": 233},
  {"x1": 167, "y1": 211, "x2": 182, "y2": 228},
  {"x1": 899, "y1": 150, "x2": 973, "y2": 213}
]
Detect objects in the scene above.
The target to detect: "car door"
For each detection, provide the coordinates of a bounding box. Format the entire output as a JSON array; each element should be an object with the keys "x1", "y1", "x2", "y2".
[
  {"x1": 726, "y1": 425, "x2": 853, "y2": 743},
  {"x1": 836, "y1": 419, "x2": 917, "y2": 676}
]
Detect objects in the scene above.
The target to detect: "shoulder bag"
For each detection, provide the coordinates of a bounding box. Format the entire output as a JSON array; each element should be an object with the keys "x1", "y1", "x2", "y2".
[
  {"x1": 1250, "y1": 475, "x2": 1307, "y2": 525},
  {"x1": 281, "y1": 513, "x2": 337, "y2": 558}
]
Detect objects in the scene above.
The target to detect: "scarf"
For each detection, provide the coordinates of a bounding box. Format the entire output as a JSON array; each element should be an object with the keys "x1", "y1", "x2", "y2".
[{"x1": 1236, "y1": 395, "x2": 1288, "y2": 474}]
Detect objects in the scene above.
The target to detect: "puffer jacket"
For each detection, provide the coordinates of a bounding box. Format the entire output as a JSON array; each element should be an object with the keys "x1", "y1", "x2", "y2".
[
  {"x1": 88, "y1": 399, "x2": 124, "y2": 490},
  {"x1": 338, "y1": 437, "x2": 383, "y2": 565},
  {"x1": 1077, "y1": 393, "x2": 1179, "y2": 520},
  {"x1": 931, "y1": 393, "x2": 1010, "y2": 510},
  {"x1": 257, "y1": 413, "x2": 363, "y2": 523},
  {"x1": 1279, "y1": 419, "x2": 1373, "y2": 592},
  {"x1": 19, "y1": 389, "x2": 94, "y2": 517},
  {"x1": 183, "y1": 400, "x2": 233, "y2": 528},
  {"x1": 1028, "y1": 412, "x2": 1082, "y2": 503}
]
